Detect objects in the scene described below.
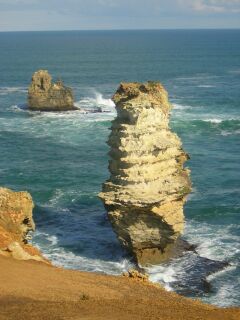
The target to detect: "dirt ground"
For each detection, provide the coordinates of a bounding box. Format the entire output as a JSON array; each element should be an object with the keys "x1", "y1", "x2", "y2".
[{"x1": 0, "y1": 256, "x2": 239, "y2": 320}]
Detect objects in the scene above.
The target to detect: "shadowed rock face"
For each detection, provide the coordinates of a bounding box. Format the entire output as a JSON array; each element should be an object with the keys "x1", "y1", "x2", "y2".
[
  {"x1": 28, "y1": 70, "x2": 77, "y2": 111},
  {"x1": 99, "y1": 82, "x2": 191, "y2": 266},
  {"x1": 0, "y1": 187, "x2": 46, "y2": 262}
]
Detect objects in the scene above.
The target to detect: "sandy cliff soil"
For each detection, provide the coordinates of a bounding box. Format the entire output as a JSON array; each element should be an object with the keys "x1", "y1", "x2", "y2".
[{"x1": 0, "y1": 256, "x2": 239, "y2": 320}]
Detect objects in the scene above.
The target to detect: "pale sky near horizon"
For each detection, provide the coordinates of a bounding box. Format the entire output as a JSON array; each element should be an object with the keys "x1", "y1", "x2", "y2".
[{"x1": 0, "y1": 0, "x2": 240, "y2": 31}]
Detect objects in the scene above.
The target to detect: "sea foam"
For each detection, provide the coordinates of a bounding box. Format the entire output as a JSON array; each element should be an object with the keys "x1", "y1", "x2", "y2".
[
  {"x1": 75, "y1": 91, "x2": 115, "y2": 112},
  {"x1": 32, "y1": 231, "x2": 133, "y2": 274}
]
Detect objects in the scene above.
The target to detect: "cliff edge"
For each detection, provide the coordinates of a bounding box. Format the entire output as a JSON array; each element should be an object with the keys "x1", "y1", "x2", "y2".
[
  {"x1": 0, "y1": 187, "x2": 46, "y2": 262},
  {"x1": 28, "y1": 70, "x2": 77, "y2": 111},
  {"x1": 99, "y1": 82, "x2": 191, "y2": 266}
]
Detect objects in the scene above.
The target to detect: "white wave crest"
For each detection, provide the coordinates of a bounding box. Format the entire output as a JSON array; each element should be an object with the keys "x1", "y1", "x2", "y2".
[
  {"x1": 172, "y1": 103, "x2": 192, "y2": 110},
  {"x1": 95, "y1": 92, "x2": 115, "y2": 108},
  {"x1": 175, "y1": 75, "x2": 218, "y2": 81},
  {"x1": 75, "y1": 92, "x2": 115, "y2": 112},
  {"x1": 32, "y1": 231, "x2": 133, "y2": 274},
  {"x1": 202, "y1": 118, "x2": 222, "y2": 124},
  {"x1": 8, "y1": 104, "x2": 28, "y2": 112},
  {"x1": 146, "y1": 265, "x2": 176, "y2": 291},
  {"x1": 207, "y1": 265, "x2": 237, "y2": 282},
  {"x1": 33, "y1": 231, "x2": 58, "y2": 247},
  {"x1": 197, "y1": 85, "x2": 216, "y2": 88},
  {"x1": 0, "y1": 87, "x2": 27, "y2": 95},
  {"x1": 184, "y1": 221, "x2": 240, "y2": 261},
  {"x1": 229, "y1": 69, "x2": 240, "y2": 74},
  {"x1": 221, "y1": 129, "x2": 240, "y2": 136},
  {"x1": 202, "y1": 117, "x2": 240, "y2": 124}
]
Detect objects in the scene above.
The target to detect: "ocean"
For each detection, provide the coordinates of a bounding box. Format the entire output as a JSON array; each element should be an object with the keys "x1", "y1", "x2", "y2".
[{"x1": 0, "y1": 29, "x2": 239, "y2": 307}]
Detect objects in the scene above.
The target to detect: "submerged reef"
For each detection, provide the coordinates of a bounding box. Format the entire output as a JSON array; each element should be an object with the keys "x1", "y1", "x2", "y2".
[
  {"x1": 28, "y1": 70, "x2": 77, "y2": 111},
  {"x1": 99, "y1": 82, "x2": 191, "y2": 266},
  {"x1": 0, "y1": 187, "x2": 47, "y2": 262}
]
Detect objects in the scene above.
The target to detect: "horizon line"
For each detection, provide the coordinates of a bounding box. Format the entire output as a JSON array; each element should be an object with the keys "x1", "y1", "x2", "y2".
[{"x1": 0, "y1": 27, "x2": 240, "y2": 33}]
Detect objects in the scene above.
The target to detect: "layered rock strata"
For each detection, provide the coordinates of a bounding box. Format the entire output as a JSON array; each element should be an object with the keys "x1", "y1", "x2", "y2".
[
  {"x1": 28, "y1": 70, "x2": 77, "y2": 111},
  {"x1": 0, "y1": 187, "x2": 46, "y2": 262},
  {"x1": 99, "y1": 82, "x2": 191, "y2": 266}
]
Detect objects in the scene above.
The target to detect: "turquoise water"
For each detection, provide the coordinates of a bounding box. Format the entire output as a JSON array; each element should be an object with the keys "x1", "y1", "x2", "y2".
[{"x1": 0, "y1": 30, "x2": 239, "y2": 307}]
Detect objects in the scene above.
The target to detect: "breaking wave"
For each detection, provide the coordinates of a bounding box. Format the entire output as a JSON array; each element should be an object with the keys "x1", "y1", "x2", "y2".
[
  {"x1": 0, "y1": 86, "x2": 27, "y2": 95},
  {"x1": 32, "y1": 230, "x2": 133, "y2": 274},
  {"x1": 202, "y1": 118, "x2": 240, "y2": 124},
  {"x1": 197, "y1": 85, "x2": 216, "y2": 88},
  {"x1": 172, "y1": 103, "x2": 193, "y2": 110},
  {"x1": 75, "y1": 92, "x2": 115, "y2": 112}
]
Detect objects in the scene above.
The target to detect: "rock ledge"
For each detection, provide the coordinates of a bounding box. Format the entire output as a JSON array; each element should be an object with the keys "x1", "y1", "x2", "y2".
[{"x1": 0, "y1": 187, "x2": 47, "y2": 262}]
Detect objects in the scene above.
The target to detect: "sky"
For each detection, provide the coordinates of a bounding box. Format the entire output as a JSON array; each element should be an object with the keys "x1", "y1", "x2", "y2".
[{"x1": 0, "y1": 0, "x2": 240, "y2": 31}]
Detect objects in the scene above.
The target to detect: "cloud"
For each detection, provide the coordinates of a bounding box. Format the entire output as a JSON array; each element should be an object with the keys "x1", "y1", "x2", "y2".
[
  {"x1": 1, "y1": 0, "x2": 240, "y2": 15},
  {"x1": 0, "y1": 0, "x2": 178, "y2": 20},
  {"x1": 0, "y1": 0, "x2": 239, "y2": 31},
  {"x1": 179, "y1": 0, "x2": 240, "y2": 13},
  {"x1": 0, "y1": 0, "x2": 38, "y2": 4}
]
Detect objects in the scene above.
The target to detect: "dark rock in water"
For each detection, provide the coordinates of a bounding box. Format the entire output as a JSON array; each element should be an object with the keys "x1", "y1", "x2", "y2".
[
  {"x1": 90, "y1": 107, "x2": 103, "y2": 113},
  {"x1": 163, "y1": 238, "x2": 197, "y2": 259},
  {"x1": 165, "y1": 251, "x2": 229, "y2": 296},
  {"x1": 28, "y1": 70, "x2": 78, "y2": 111},
  {"x1": 16, "y1": 103, "x2": 28, "y2": 110}
]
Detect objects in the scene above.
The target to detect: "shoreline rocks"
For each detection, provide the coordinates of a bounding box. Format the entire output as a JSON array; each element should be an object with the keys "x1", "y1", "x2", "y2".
[
  {"x1": 28, "y1": 70, "x2": 78, "y2": 111},
  {"x1": 0, "y1": 187, "x2": 47, "y2": 262},
  {"x1": 99, "y1": 81, "x2": 191, "y2": 266}
]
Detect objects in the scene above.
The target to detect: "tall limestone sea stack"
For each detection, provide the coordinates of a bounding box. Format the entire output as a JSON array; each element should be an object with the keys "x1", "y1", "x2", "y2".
[
  {"x1": 99, "y1": 82, "x2": 191, "y2": 266},
  {"x1": 28, "y1": 70, "x2": 77, "y2": 111}
]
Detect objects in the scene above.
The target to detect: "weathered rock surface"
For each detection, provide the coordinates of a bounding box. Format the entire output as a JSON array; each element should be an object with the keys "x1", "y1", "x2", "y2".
[
  {"x1": 99, "y1": 82, "x2": 191, "y2": 266},
  {"x1": 123, "y1": 269, "x2": 149, "y2": 282},
  {"x1": 28, "y1": 70, "x2": 77, "y2": 111},
  {"x1": 0, "y1": 187, "x2": 46, "y2": 262}
]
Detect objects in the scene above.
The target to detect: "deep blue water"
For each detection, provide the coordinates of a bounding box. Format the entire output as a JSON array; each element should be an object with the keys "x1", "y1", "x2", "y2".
[{"x1": 0, "y1": 30, "x2": 239, "y2": 307}]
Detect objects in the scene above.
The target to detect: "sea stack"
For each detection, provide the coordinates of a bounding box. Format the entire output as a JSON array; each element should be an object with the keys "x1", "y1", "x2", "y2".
[
  {"x1": 99, "y1": 82, "x2": 191, "y2": 266},
  {"x1": 28, "y1": 70, "x2": 77, "y2": 111},
  {"x1": 0, "y1": 187, "x2": 46, "y2": 262}
]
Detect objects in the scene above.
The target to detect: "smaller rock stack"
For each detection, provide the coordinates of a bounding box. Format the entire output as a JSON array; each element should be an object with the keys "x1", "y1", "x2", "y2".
[
  {"x1": 99, "y1": 82, "x2": 191, "y2": 266},
  {"x1": 28, "y1": 70, "x2": 77, "y2": 111},
  {"x1": 0, "y1": 187, "x2": 47, "y2": 262}
]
